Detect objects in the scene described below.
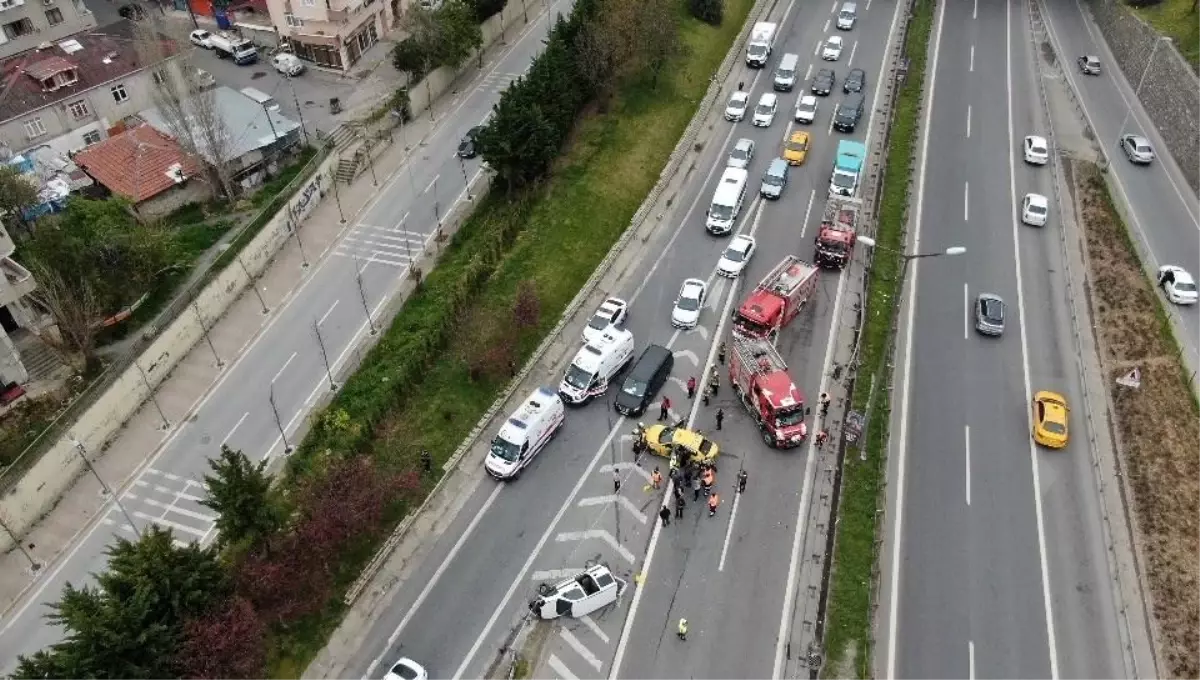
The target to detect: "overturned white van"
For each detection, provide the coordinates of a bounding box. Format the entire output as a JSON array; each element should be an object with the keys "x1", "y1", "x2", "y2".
[
  {"x1": 530, "y1": 564, "x2": 623, "y2": 619},
  {"x1": 485, "y1": 387, "x2": 565, "y2": 480}
]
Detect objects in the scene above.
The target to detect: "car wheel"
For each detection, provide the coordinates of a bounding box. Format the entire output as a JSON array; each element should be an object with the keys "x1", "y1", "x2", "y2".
[{"x1": 760, "y1": 429, "x2": 775, "y2": 447}]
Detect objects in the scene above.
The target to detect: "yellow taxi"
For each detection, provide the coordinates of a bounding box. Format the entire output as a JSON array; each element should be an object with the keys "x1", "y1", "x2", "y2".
[
  {"x1": 1032, "y1": 390, "x2": 1069, "y2": 448},
  {"x1": 783, "y1": 131, "x2": 810, "y2": 165},
  {"x1": 642, "y1": 424, "x2": 720, "y2": 463}
]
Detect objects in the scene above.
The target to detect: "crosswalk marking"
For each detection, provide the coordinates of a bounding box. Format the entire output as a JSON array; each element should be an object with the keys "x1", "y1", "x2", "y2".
[
  {"x1": 135, "y1": 496, "x2": 218, "y2": 523},
  {"x1": 547, "y1": 654, "x2": 579, "y2": 680},
  {"x1": 132, "y1": 511, "x2": 207, "y2": 537},
  {"x1": 101, "y1": 517, "x2": 191, "y2": 548},
  {"x1": 559, "y1": 628, "x2": 603, "y2": 671},
  {"x1": 577, "y1": 495, "x2": 647, "y2": 524},
  {"x1": 579, "y1": 614, "x2": 610, "y2": 645},
  {"x1": 555, "y1": 530, "x2": 635, "y2": 564}
]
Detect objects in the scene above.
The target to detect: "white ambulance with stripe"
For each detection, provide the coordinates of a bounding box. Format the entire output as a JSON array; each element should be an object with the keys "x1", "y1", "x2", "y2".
[{"x1": 485, "y1": 387, "x2": 565, "y2": 479}]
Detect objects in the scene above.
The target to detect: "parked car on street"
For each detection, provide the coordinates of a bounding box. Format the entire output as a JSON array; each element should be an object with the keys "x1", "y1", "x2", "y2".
[
  {"x1": 190, "y1": 29, "x2": 213, "y2": 48},
  {"x1": 271, "y1": 53, "x2": 305, "y2": 76}
]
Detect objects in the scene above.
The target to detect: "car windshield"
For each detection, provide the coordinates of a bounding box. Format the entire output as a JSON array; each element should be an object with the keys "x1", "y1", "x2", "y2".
[
  {"x1": 763, "y1": 173, "x2": 784, "y2": 187},
  {"x1": 622, "y1": 378, "x2": 647, "y2": 397},
  {"x1": 564, "y1": 364, "x2": 594, "y2": 390},
  {"x1": 1028, "y1": 204, "x2": 1047, "y2": 214},
  {"x1": 490, "y1": 438, "x2": 521, "y2": 462},
  {"x1": 775, "y1": 408, "x2": 805, "y2": 427},
  {"x1": 390, "y1": 663, "x2": 419, "y2": 680},
  {"x1": 800, "y1": 103, "x2": 816, "y2": 112},
  {"x1": 788, "y1": 139, "x2": 807, "y2": 151},
  {"x1": 832, "y1": 172, "x2": 855, "y2": 188},
  {"x1": 724, "y1": 247, "x2": 747, "y2": 262},
  {"x1": 756, "y1": 104, "x2": 773, "y2": 114},
  {"x1": 677, "y1": 295, "x2": 701, "y2": 311},
  {"x1": 749, "y1": 45, "x2": 767, "y2": 56},
  {"x1": 729, "y1": 97, "x2": 746, "y2": 109},
  {"x1": 711, "y1": 204, "x2": 734, "y2": 220},
  {"x1": 588, "y1": 314, "x2": 611, "y2": 331},
  {"x1": 657, "y1": 427, "x2": 676, "y2": 444},
  {"x1": 1043, "y1": 421, "x2": 1066, "y2": 435},
  {"x1": 1176, "y1": 281, "x2": 1197, "y2": 292},
  {"x1": 778, "y1": 69, "x2": 794, "y2": 77},
  {"x1": 732, "y1": 147, "x2": 749, "y2": 160}
]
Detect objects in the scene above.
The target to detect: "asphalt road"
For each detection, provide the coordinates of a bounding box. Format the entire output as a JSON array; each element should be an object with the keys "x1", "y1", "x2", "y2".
[
  {"x1": 0, "y1": 0, "x2": 559, "y2": 669},
  {"x1": 343, "y1": 0, "x2": 908, "y2": 677},
  {"x1": 883, "y1": 0, "x2": 1126, "y2": 677},
  {"x1": 1039, "y1": 0, "x2": 1199, "y2": 373}
]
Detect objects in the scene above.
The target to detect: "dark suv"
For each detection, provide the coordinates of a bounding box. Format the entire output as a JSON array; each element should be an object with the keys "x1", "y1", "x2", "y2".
[
  {"x1": 614, "y1": 345, "x2": 674, "y2": 416},
  {"x1": 843, "y1": 68, "x2": 866, "y2": 94},
  {"x1": 833, "y1": 93, "x2": 864, "y2": 132},
  {"x1": 811, "y1": 68, "x2": 835, "y2": 96}
]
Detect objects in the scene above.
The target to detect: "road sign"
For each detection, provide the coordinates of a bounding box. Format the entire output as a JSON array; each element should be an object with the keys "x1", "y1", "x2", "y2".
[
  {"x1": 843, "y1": 410, "x2": 865, "y2": 444},
  {"x1": 1116, "y1": 367, "x2": 1141, "y2": 389}
]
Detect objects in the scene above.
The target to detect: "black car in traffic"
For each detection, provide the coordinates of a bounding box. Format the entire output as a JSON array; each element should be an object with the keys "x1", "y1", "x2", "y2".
[{"x1": 811, "y1": 68, "x2": 835, "y2": 96}]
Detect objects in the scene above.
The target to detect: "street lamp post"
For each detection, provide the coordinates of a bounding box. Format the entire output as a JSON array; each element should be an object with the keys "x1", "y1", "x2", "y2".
[
  {"x1": 70, "y1": 437, "x2": 141, "y2": 538},
  {"x1": 857, "y1": 237, "x2": 966, "y2": 261},
  {"x1": 1117, "y1": 36, "x2": 1170, "y2": 142}
]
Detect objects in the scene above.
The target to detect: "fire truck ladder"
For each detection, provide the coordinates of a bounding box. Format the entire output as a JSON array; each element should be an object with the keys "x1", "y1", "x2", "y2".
[
  {"x1": 734, "y1": 337, "x2": 788, "y2": 376},
  {"x1": 766, "y1": 257, "x2": 812, "y2": 297}
]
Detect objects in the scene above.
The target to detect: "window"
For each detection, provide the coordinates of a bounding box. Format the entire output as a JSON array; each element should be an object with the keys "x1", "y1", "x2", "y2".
[
  {"x1": 0, "y1": 0, "x2": 25, "y2": 10},
  {"x1": 110, "y1": 83, "x2": 128, "y2": 103},
  {"x1": 302, "y1": 0, "x2": 314, "y2": 6},
  {"x1": 82, "y1": 129, "x2": 101, "y2": 145},
  {"x1": 152, "y1": 69, "x2": 166, "y2": 85},
  {"x1": 67, "y1": 99, "x2": 89, "y2": 119},
  {"x1": 44, "y1": 7, "x2": 62, "y2": 24},
  {"x1": 284, "y1": 12, "x2": 303, "y2": 27},
  {"x1": 2, "y1": 18, "x2": 34, "y2": 39},
  {"x1": 23, "y1": 117, "x2": 46, "y2": 139}
]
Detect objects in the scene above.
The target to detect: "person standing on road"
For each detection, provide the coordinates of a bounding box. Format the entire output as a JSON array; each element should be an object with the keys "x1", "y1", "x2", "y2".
[
  {"x1": 708, "y1": 492, "x2": 720, "y2": 517},
  {"x1": 715, "y1": 408, "x2": 724, "y2": 431},
  {"x1": 692, "y1": 474, "x2": 702, "y2": 501},
  {"x1": 652, "y1": 467, "x2": 663, "y2": 490},
  {"x1": 659, "y1": 396, "x2": 672, "y2": 421},
  {"x1": 678, "y1": 618, "x2": 689, "y2": 641},
  {"x1": 718, "y1": 341, "x2": 727, "y2": 365},
  {"x1": 687, "y1": 376, "x2": 697, "y2": 399},
  {"x1": 613, "y1": 470, "x2": 622, "y2": 494},
  {"x1": 819, "y1": 392, "x2": 831, "y2": 418},
  {"x1": 675, "y1": 494, "x2": 686, "y2": 519},
  {"x1": 737, "y1": 469, "x2": 748, "y2": 493},
  {"x1": 659, "y1": 505, "x2": 671, "y2": 527},
  {"x1": 708, "y1": 368, "x2": 720, "y2": 398}
]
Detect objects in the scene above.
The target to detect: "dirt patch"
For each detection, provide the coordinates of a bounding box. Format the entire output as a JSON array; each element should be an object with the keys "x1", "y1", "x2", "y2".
[{"x1": 1074, "y1": 161, "x2": 1199, "y2": 679}]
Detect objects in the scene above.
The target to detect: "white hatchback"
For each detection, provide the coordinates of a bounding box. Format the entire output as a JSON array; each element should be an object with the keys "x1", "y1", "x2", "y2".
[
  {"x1": 583, "y1": 297, "x2": 629, "y2": 344},
  {"x1": 822, "y1": 36, "x2": 844, "y2": 61},
  {"x1": 753, "y1": 93, "x2": 778, "y2": 127},
  {"x1": 1021, "y1": 193, "x2": 1049, "y2": 226},
  {"x1": 1023, "y1": 135, "x2": 1049, "y2": 165},
  {"x1": 725, "y1": 91, "x2": 750, "y2": 121},
  {"x1": 728, "y1": 138, "x2": 755, "y2": 169},
  {"x1": 671, "y1": 278, "x2": 708, "y2": 329},
  {"x1": 795, "y1": 95, "x2": 818, "y2": 124},
  {"x1": 717, "y1": 235, "x2": 757, "y2": 277}
]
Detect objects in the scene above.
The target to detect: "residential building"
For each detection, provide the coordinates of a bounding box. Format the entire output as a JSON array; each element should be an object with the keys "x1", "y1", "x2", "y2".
[
  {"x1": 0, "y1": 0, "x2": 96, "y2": 61},
  {"x1": 0, "y1": 19, "x2": 181, "y2": 158},
  {"x1": 137, "y1": 85, "x2": 302, "y2": 191},
  {"x1": 0, "y1": 218, "x2": 37, "y2": 386},
  {"x1": 265, "y1": 0, "x2": 390, "y2": 71},
  {"x1": 74, "y1": 123, "x2": 207, "y2": 216}
]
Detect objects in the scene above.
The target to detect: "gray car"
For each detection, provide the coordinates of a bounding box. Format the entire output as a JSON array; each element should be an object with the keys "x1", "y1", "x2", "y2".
[
  {"x1": 728, "y1": 138, "x2": 755, "y2": 169},
  {"x1": 1120, "y1": 134, "x2": 1155, "y2": 164},
  {"x1": 975, "y1": 294, "x2": 1005, "y2": 336},
  {"x1": 760, "y1": 158, "x2": 789, "y2": 199}
]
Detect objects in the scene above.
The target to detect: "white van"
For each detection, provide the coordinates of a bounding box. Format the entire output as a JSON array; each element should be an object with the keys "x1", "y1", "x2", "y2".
[
  {"x1": 836, "y1": 2, "x2": 857, "y2": 29},
  {"x1": 485, "y1": 387, "x2": 565, "y2": 479},
  {"x1": 559, "y1": 328, "x2": 635, "y2": 405},
  {"x1": 773, "y1": 53, "x2": 800, "y2": 91},
  {"x1": 706, "y1": 167, "x2": 749, "y2": 235},
  {"x1": 240, "y1": 86, "x2": 280, "y2": 111}
]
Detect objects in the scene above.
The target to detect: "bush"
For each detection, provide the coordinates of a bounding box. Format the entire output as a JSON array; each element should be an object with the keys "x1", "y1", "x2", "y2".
[
  {"x1": 391, "y1": 86, "x2": 413, "y2": 123},
  {"x1": 689, "y1": 0, "x2": 723, "y2": 24}
]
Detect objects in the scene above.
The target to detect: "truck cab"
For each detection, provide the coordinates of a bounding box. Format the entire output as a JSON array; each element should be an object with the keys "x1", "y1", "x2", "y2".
[
  {"x1": 530, "y1": 564, "x2": 623, "y2": 619},
  {"x1": 733, "y1": 256, "x2": 819, "y2": 339},
  {"x1": 829, "y1": 140, "x2": 866, "y2": 198},
  {"x1": 814, "y1": 196, "x2": 860, "y2": 269},
  {"x1": 729, "y1": 337, "x2": 807, "y2": 447}
]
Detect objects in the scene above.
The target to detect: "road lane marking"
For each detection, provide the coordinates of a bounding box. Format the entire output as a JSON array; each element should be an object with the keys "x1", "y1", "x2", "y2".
[
  {"x1": 363, "y1": 483, "x2": 503, "y2": 678},
  {"x1": 973, "y1": 0, "x2": 978, "y2": 19},
  {"x1": 132, "y1": 510, "x2": 205, "y2": 537},
  {"x1": 318, "y1": 299, "x2": 340, "y2": 325},
  {"x1": 969, "y1": 640, "x2": 976, "y2": 679},
  {"x1": 823, "y1": 18, "x2": 830, "y2": 32},
  {"x1": 964, "y1": 181, "x2": 969, "y2": 221},
  {"x1": 886, "y1": 0, "x2": 948, "y2": 673},
  {"x1": 964, "y1": 283, "x2": 969, "y2": 339},
  {"x1": 798, "y1": 189, "x2": 817, "y2": 239},
  {"x1": 221, "y1": 412, "x2": 248, "y2": 446},
  {"x1": 718, "y1": 487, "x2": 742, "y2": 571},
  {"x1": 830, "y1": 0, "x2": 837, "y2": 11},
  {"x1": 559, "y1": 628, "x2": 603, "y2": 671},
  {"x1": 804, "y1": 63, "x2": 813, "y2": 81},
  {"x1": 548, "y1": 654, "x2": 579, "y2": 680},
  {"x1": 847, "y1": 40, "x2": 858, "y2": 67},
  {"x1": 1005, "y1": 0, "x2": 1059, "y2": 672},
  {"x1": 814, "y1": 42, "x2": 821, "y2": 57},
  {"x1": 423, "y1": 174, "x2": 439, "y2": 196},
  {"x1": 965, "y1": 426, "x2": 971, "y2": 505},
  {"x1": 577, "y1": 495, "x2": 648, "y2": 524},
  {"x1": 966, "y1": 105, "x2": 972, "y2": 138},
  {"x1": 555, "y1": 530, "x2": 635, "y2": 563},
  {"x1": 138, "y1": 497, "x2": 218, "y2": 523},
  {"x1": 580, "y1": 614, "x2": 610, "y2": 644},
  {"x1": 970, "y1": 45, "x2": 975, "y2": 72},
  {"x1": 271, "y1": 351, "x2": 298, "y2": 384}
]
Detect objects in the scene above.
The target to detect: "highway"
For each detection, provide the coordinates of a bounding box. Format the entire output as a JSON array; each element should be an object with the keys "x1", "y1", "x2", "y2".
[
  {"x1": 0, "y1": 0, "x2": 565, "y2": 670},
  {"x1": 344, "y1": 0, "x2": 904, "y2": 677},
  {"x1": 882, "y1": 0, "x2": 1127, "y2": 677},
  {"x1": 1040, "y1": 0, "x2": 1199, "y2": 371}
]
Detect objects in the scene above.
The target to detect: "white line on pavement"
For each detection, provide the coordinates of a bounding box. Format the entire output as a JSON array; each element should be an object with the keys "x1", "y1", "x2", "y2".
[
  {"x1": 964, "y1": 283, "x2": 969, "y2": 339},
  {"x1": 969, "y1": 640, "x2": 976, "y2": 679},
  {"x1": 967, "y1": 105, "x2": 972, "y2": 138},
  {"x1": 271, "y1": 351, "x2": 298, "y2": 384},
  {"x1": 580, "y1": 614, "x2": 610, "y2": 644},
  {"x1": 964, "y1": 181, "x2": 970, "y2": 221},
  {"x1": 548, "y1": 654, "x2": 579, "y2": 680},
  {"x1": 798, "y1": 189, "x2": 817, "y2": 239},
  {"x1": 222, "y1": 412, "x2": 248, "y2": 446},
  {"x1": 555, "y1": 530, "x2": 635, "y2": 564},
  {"x1": 559, "y1": 628, "x2": 602, "y2": 671},
  {"x1": 973, "y1": 0, "x2": 978, "y2": 19},
  {"x1": 132, "y1": 511, "x2": 206, "y2": 538},
  {"x1": 965, "y1": 425, "x2": 971, "y2": 506},
  {"x1": 577, "y1": 495, "x2": 648, "y2": 524},
  {"x1": 847, "y1": 40, "x2": 858, "y2": 67},
  {"x1": 423, "y1": 174, "x2": 439, "y2": 196},
  {"x1": 600, "y1": 463, "x2": 651, "y2": 484},
  {"x1": 318, "y1": 299, "x2": 340, "y2": 325},
  {"x1": 1005, "y1": 0, "x2": 1059, "y2": 672},
  {"x1": 718, "y1": 488, "x2": 741, "y2": 571},
  {"x1": 823, "y1": 18, "x2": 830, "y2": 32},
  {"x1": 886, "y1": 0, "x2": 947, "y2": 673},
  {"x1": 970, "y1": 45, "x2": 975, "y2": 72},
  {"x1": 137, "y1": 497, "x2": 218, "y2": 523}
]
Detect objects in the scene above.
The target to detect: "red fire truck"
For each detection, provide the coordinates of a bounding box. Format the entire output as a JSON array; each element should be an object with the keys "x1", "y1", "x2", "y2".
[
  {"x1": 814, "y1": 196, "x2": 860, "y2": 269},
  {"x1": 728, "y1": 336, "x2": 808, "y2": 447},
  {"x1": 732, "y1": 255, "x2": 819, "y2": 340}
]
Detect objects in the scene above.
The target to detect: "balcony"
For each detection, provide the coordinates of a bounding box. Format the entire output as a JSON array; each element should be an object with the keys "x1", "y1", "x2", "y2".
[{"x1": 0, "y1": 256, "x2": 36, "y2": 305}]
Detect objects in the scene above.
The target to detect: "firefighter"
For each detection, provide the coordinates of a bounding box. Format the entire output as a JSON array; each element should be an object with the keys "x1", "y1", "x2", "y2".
[
  {"x1": 737, "y1": 469, "x2": 748, "y2": 493},
  {"x1": 678, "y1": 618, "x2": 689, "y2": 640},
  {"x1": 718, "y1": 341, "x2": 727, "y2": 365},
  {"x1": 708, "y1": 367, "x2": 720, "y2": 397},
  {"x1": 708, "y1": 492, "x2": 720, "y2": 517},
  {"x1": 652, "y1": 467, "x2": 663, "y2": 490},
  {"x1": 702, "y1": 467, "x2": 715, "y2": 496},
  {"x1": 687, "y1": 376, "x2": 697, "y2": 399}
]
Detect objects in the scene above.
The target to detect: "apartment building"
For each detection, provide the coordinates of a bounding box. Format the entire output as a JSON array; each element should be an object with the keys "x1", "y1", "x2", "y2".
[
  {"x1": 0, "y1": 0, "x2": 96, "y2": 61},
  {"x1": 0, "y1": 19, "x2": 181, "y2": 156},
  {"x1": 0, "y1": 218, "x2": 38, "y2": 386},
  {"x1": 265, "y1": 0, "x2": 390, "y2": 71}
]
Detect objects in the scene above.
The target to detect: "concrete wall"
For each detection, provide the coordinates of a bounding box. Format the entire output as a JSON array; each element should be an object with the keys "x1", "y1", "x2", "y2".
[
  {"x1": 0, "y1": 151, "x2": 338, "y2": 547},
  {"x1": 1086, "y1": 0, "x2": 1200, "y2": 193}
]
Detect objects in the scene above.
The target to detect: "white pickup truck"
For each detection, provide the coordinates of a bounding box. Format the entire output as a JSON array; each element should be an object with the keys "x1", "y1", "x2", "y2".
[{"x1": 530, "y1": 564, "x2": 623, "y2": 619}]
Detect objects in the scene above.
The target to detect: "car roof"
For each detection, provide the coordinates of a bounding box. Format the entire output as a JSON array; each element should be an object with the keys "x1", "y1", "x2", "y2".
[
  {"x1": 1171, "y1": 267, "x2": 1195, "y2": 284},
  {"x1": 730, "y1": 91, "x2": 749, "y2": 101},
  {"x1": 978, "y1": 293, "x2": 1003, "y2": 304},
  {"x1": 729, "y1": 235, "x2": 755, "y2": 250},
  {"x1": 598, "y1": 297, "x2": 625, "y2": 312},
  {"x1": 735, "y1": 138, "x2": 753, "y2": 149},
  {"x1": 759, "y1": 92, "x2": 777, "y2": 104},
  {"x1": 1026, "y1": 135, "x2": 1047, "y2": 145},
  {"x1": 849, "y1": 67, "x2": 864, "y2": 75},
  {"x1": 829, "y1": 35, "x2": 843, "y2": 43},
  {"x1": 799, "y1": 95, "x2": 817, "y2": 104},
  {"x1": 1026, "y1": 193, "x2": 1048, "y2": 206},
  {"x1": 682, "y1": 278, "x2": 706, "y2": 291},
  {"x1": 1126, "y1": 134, "x2": 1151, "y2": 145}
]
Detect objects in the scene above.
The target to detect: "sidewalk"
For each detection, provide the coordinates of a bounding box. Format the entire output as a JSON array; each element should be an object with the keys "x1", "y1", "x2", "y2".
[{"x1": 0, "y1": 22, "x2": 519, "y2": 615}]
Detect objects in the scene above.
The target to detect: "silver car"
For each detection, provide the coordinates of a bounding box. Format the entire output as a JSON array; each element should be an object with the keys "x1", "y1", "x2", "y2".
[
  {"x1": 728, "y1": 138, "x2": 755, "y2": 169},
  {"x1": 1120, "y1": 134, "x2": 1154, "y2": 164},
  {"x1": 760, "y1": 158, "x2": 789, "y2": 199},
  {"x1": 975, "y1": 294, "x2": 1005, "y2": 336}
]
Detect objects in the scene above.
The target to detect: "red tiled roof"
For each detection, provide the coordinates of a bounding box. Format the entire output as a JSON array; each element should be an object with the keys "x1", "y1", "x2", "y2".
[
  {"x1": 73, "y1": 124, "x2": 202, "y2": 203},
  {"x1": 0, "y1": 20, "x2": 178, "y2": 124}
]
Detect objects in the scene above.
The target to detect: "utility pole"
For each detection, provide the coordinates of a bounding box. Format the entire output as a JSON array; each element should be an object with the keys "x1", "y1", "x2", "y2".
[
  {"x1": 286, "y1": 204, "x2": 311, "y2": 268},
  {"x1": 360, "y1": 130, "x2": 379, "y2": 186},
  {"x1": 313, "y1": 319, "x2": 337, "y2": 391},
  {"x1": 458, "y1": 155, "x2": 473, "y2": 201},
  {"x1": 134, "y1": 361, "x2": 170, "y2": 430},
  {"x1": 70, "y1": 437, "x2": 141, "y2": 538},
  {"x1": 268, "y1": 384, "x2": 293, "y2": 454},
  {"x1": 353, "y1": 255, "x2": 378, "y2": 336},
  {"x1": 432, "y1": 175, "x2": 442, "y2": 230},
  {"x1": 331, "y1": 169, "x2": 347, "y2": 223},
  {"x1": 0, "y1": 514, "x2": 39, "y2": 571},
  {"x1": 236, "y1": 255, "x2": 270, "y2": 314},
  {"x1": 286, "y1": 75, "x2": 310, "y2": 145},
  {"x1": 187, "y1": 288, "x2": 224, "y2": 367}
]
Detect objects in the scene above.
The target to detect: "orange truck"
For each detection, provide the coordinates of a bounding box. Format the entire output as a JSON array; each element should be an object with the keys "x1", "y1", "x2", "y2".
[
  {"x1": 814, "y1": 196, "x2": 860, "y2": 269},
  {"x1": 728, "y1": 336, "x2": 808, "y2": 447},
  {"x1": 731, "y1": 255, "x2": 820, "y2": 340}
]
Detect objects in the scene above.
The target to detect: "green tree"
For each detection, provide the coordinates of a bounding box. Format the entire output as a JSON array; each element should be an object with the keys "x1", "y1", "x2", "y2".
[
  {"x1": 640, "y1": 0, "x2": 683, "y2": 88},
  {"x1": 20, "y1": 197, "x2": 176, "y2": 369},
  {"x1": 200, "y1": 445, "x2": 282, "y2": 550},
  {"x1": 11, "y1": 527, "x2": 227, "y2": 679},
  {"x1": 688, "y1": 0, "x2": 723, "y2": 25},
  {"x1": 0, "y1": 165, "x2": 40, "y2": 235},
  {"x1": 432, "y1": 0, "x2": 483, "y2": 71},
  {"x1": 469, "y1": 0, "x2": 506, "y2": 21},
  {"x1": 391, "y1": 37, "x2": 432, "y2": 80},
  {"x1": 477, "y1": 82, "x2": 560, "y2": 190}
]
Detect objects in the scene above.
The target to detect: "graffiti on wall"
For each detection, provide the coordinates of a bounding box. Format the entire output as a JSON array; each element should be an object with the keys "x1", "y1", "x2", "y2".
[{"x1": 292, "y1": 171, "x2": 325, "y2": 221}]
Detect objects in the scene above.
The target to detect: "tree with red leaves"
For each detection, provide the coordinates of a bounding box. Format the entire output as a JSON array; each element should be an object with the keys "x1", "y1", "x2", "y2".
[{"x1": 177, "y1": 596, "x2": 267, "y2": 679}]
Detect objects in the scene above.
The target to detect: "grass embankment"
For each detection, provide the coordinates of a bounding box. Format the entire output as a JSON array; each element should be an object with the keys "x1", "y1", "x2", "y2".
[
  {"x1": 266, "y1": 1, "x2": 753, "y2": 675},
  {"x1": 1127, "y1": 0, "x2": 1199, "y2": 72},
  {"x1": 1074, "y1": 161, "x2": 1198, "y2": 678},
  {"x1": 819, "y1": 0, "x2": 934, "y2": 675}
]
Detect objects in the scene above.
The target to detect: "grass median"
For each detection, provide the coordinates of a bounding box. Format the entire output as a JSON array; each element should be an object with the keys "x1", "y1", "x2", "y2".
[
  {"x1": 267, "y1": 1, "x2": 753, "y2": 675},
  {"x1": 819, "y1": 0, "x2": 934, "y2": 676}
]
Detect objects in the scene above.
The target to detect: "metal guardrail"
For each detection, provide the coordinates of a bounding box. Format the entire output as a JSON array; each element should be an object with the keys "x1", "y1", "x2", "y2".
[
  {"x1": 0, "y1": 146, "x2": 330, "y2": 496},
  {"x1": 345, "y1": 0, "x2": 780, "y2": 606}
]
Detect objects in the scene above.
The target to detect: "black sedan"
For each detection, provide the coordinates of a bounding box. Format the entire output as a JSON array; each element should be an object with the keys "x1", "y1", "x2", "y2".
[
  {"x1": 843, "y1": 68, "x2": 866, "y2": 94},
  {"x1": 457, "y1": 126, "x2": 485, "y2": 158},
  {"x1": 811, "y1": 68, "x2": 835, "y2": 96}
]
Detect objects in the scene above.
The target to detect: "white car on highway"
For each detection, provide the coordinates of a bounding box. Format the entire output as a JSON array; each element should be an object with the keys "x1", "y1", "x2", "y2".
[
  {"x1": 794, "y1": 95, "x2": 818, "y2": 124},
  {"x1": 1021, "y1": 193, "x2": 1049, "y2": 226},
  {"x1": 583, "y1": 297, "x2": 628, "y2": 344},
  {"x1": 728, "y1": 138, "x2": 755, "y2": 169},
  {"x1": 1158, "y1": 265, "x2": 1198, "y2": 305},
  {"x1": 1023, "y1": 135, "x2": 1049, "y2": 165},
  {"x1": 725, "y1": 90, "x2": 750, "y2": 122},
  {"x1": 822, "y1": 36, "x2": 844, "y2": 61},
  {"x1": 384, "y1": 658, "x2": 429, "y2": 680},
  {"x1": 753, "y1": 93, "x2": 778, "y2": 127},
  {"x1": 671, "y1": 278, "x2": 708, "y2": 329},
  {"x1": 717, "y1": 235, "x2": 757, "y2": 277}
]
